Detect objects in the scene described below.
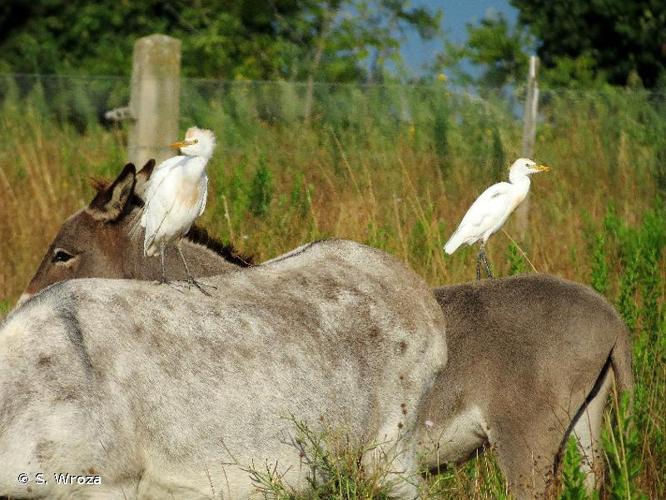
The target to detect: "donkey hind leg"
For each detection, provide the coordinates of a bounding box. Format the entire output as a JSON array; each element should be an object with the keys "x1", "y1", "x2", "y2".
[
  {"x1": 493, "y1": 425, "x2": 562, "y2": 500},
  {"x1": 572, "y1": 369, "x2": 612, "y2": 492}
]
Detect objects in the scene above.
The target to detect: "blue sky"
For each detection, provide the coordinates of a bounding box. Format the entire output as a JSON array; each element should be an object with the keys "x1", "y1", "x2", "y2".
[{"x1": 401, "y1": 0, "x2": 518, "y2": 75}]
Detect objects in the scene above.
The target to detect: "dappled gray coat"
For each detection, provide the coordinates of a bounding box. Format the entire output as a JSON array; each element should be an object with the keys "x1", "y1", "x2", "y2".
[
  {"x1": 19, "y1": 162, "x2": 634, "y2": 498},
  {"x1": 0, "y1": 239, "x2": 447, "y2": 499}
]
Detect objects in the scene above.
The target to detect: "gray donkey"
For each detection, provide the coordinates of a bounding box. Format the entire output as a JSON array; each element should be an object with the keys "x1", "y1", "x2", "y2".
[
  {"x1": 418, "y1": 277, "x2": 632, "y2": 498},
  {"x1": 2, "y1": 239, "x2": 447, "y2": 499},
  {"x1": 20, "y1": 163, "x2": 633, "y2": 498}
]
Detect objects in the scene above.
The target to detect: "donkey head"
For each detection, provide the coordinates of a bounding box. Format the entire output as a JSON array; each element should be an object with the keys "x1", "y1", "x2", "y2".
[{"x1": 20, "y1": 160, "x2": 156, "y2": 303}]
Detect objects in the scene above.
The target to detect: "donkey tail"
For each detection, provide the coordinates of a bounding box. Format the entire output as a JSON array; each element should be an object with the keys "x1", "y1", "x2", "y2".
[{"x1": 610, "y1": 320, "x2": 634, "y2": 410}]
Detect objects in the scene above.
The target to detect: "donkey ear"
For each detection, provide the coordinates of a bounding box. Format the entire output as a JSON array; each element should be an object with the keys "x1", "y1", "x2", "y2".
[
  {"x1": 134, "y1": 159, "x2": 156, "y2": 198},
  {"x1": 88, "y1": 163, "x2": 137, "y2": 222}
]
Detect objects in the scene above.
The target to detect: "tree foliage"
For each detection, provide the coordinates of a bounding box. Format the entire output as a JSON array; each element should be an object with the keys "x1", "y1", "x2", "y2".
[
  {"x1": 436, "y1": 0, "x2": 665, "y2": 90},
  {"x1": 437, "y1": 12, "x2": 532, "y2": 89},
  {"x1": 0, "y1": 0, "x2": 440, "y2": 81},
  {"x1": 511, "y1": 0, "x2": 666, "y2": 88}
]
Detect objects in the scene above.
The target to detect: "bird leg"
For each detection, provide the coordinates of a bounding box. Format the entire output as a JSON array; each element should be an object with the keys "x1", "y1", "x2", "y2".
[
  {"x1": 176, "y1": 241, "x2": 215, "y2": 296},
  {"x1": 478, "y1": 244, "x2": 494, "y2": 279},
  {"x1": 160, "y1": 244, "x2": 167, "y2": 284},
  {"x1": 157, "y1": 245, "x2": 185, "y2": 294},
  {"x1": 476, "y1": 252, "x2": 482, "y2": 281}
]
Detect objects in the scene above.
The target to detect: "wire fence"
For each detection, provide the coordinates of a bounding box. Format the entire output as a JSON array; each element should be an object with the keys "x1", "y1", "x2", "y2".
[
  {"x1": 2, "y1": 73, "x2": 664, "y2": 131},
  {"x1": 0, "y1": 73, "x2": 664, "y2": 189}
]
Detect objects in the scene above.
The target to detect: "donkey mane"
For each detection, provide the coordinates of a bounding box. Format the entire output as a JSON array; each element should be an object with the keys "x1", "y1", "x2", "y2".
[
  {"x1": 90, "y1": 176, "x2": 254, "y2": 267},
  {"x1": 184, "y1": 225, "x2": 254, "y2": 267}
]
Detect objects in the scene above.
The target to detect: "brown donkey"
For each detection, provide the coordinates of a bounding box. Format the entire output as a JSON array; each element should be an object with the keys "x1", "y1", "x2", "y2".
[
  {"x1": 20, "y1": 163, "x2": 632, "y2": 498},
  {"x1": 20, "y1": 160, "x2": 252, "y2": 305}
]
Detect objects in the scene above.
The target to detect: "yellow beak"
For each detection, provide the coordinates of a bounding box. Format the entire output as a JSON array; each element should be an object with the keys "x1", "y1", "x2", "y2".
[
  {"x1": 169, "y1": 139, "x2": 196, "y2": 149},
  {"x1": 535, "y1": 164, "x2": 550, "y2": 172}
]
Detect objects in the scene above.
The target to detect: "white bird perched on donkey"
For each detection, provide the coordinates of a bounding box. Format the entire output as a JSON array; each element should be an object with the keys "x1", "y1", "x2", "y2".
[
  {"x1": 444, "y1": 157, "x2": 550, "y2": 279},
  {"x1": 140, "y1": 126, "x2": 216, "y2": 294}
]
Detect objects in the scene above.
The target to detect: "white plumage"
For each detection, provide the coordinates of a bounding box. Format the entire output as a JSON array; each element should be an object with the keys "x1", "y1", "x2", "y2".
[
  {"x1": 444, "y1": 158, "x2": 549, "y2": 277},
  {"x1": 141, "y1": 155, "x2": 209, "y2": 256},
  {"x1": 140, "y1": 126, "x2": 216, "y2": 289}
]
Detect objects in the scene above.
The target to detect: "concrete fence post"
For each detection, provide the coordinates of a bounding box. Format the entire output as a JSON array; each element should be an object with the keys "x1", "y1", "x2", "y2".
[
  {"x1": 127, "y1": 34, "x2": 181, "y2": 168},
  {"x1": 515, "y1": 55, "x2": 539, "y2": 238}
]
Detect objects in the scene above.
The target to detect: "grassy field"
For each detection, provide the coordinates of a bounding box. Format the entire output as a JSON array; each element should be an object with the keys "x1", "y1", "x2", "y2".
[{"x1": 0, "y1": 77, "x2": 664, "y2": 498}]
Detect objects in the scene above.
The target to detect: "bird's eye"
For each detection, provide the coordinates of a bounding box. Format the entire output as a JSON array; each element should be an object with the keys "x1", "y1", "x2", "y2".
[
  {"x1": 52, "y1": 248, "x2": 74, "y2": 264},
  {"x1": 192, "y1": 138, "x2": 199, "y2": 144}
]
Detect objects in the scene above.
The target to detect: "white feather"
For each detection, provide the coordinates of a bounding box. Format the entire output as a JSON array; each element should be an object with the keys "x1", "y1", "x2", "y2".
[
  {"x1": 443, "y1": 158, "x2": 548, "y2": 255},
  {"x1": 139, "y1": 127, "x2": 216, "y2": 258}
]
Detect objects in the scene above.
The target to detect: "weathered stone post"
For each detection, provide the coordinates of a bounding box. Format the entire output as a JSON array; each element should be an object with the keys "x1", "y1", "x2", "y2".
[
  {"x1": 515, "y1": 55, "x2": 539, "y2": 238},
  {"x1": 127, "y1": 34, "x2": 181, "y2": 168}
]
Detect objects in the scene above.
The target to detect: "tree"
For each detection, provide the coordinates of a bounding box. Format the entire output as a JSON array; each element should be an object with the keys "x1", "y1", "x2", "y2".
[
  {"x1": 0, "y1": 1, "x2": 320, "y2": 78},
  {"x1": 510, "y1": 0, "x2": 666, "y2": 88},
  {"x1": 0, "y1": 0, "x2": 441, "y2": 82},
  {"x1": 432, "y1": 12, "x2": 532, "y2": 89}
]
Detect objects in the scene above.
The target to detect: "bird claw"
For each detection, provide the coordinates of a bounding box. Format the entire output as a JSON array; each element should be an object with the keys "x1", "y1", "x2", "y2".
[
  {"x1": 187, "y1": 278, "x2": 216, "y2": 297},
  {"x1": 155, "y1": 280, "x2": 188, "y2": 294}
]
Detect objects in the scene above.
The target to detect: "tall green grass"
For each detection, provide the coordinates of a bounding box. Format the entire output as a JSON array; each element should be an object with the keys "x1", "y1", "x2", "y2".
[{"x1": 0, "y1": 75, "x2": 664, "y2": 498}]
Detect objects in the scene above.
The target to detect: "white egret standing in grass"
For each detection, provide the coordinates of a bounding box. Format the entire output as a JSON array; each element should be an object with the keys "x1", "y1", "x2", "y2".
[
  {"x1": 443, "y1": 158, "x2": 550, "y2": 279},
  {"x1": 140, "y1": 126, "x2": 216, "y2": 294}
]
